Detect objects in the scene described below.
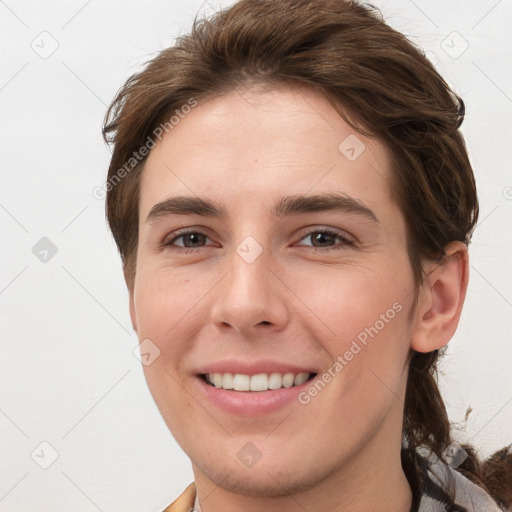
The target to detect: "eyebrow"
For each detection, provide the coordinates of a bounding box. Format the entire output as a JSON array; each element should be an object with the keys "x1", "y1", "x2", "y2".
[{"x1": 146, "y1": 192, "x2": 378, "y2": 224}]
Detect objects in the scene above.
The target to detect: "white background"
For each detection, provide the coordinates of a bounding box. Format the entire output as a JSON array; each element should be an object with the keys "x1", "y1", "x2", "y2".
[{"x1": 1, "y1": 0, "x2": 511, "y2": 510}]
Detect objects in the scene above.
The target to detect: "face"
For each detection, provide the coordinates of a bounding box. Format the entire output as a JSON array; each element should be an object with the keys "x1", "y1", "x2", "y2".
[{"x1": 130, "y1": 85, "x2": 419, "y2": 496}]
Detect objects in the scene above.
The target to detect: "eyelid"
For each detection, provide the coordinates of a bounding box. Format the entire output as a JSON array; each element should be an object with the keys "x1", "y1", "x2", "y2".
[{"x1": 294, "y1": 225, "x2": 355, "y2": 245}]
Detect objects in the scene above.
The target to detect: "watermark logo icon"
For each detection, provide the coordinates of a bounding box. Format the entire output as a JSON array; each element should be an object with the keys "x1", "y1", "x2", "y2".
[
  {"x1": 30, "y1": 31, "x2": 59, "y2": 60},
  {"x1": 32, "y1": 237, "x2": 58, "y2": 263},
  {"x1": 441, "y1": 31, "x2": 469, "y2": 60},
  {"x1": 237, "y1": 442, "x2": 262, "y2": 468},
  {"x1": 31, "y1": 441, "x2": 59, "y2": 469},
  {"x1": 133, "y1": 338, "x2": 161, "y2": 366},
  {"x1": 338, "y1": 134, "x2": 366, "y2": 162},
  {"x1": 442, "y1": 441, "x2": 468, "y2": 469},
  {"x1": 236, "y1": 236, "x2": 263, "y2": 264}
]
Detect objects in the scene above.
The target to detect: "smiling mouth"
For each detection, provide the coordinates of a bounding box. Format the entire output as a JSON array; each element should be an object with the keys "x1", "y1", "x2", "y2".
[{"x1": 200, "y1": 372, "x2": 317, "y2": 391}]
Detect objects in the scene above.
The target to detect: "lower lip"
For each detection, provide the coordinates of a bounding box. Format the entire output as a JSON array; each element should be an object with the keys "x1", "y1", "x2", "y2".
[{"x1": 196, "y1": 376, "x2": 313, "y2": 416}]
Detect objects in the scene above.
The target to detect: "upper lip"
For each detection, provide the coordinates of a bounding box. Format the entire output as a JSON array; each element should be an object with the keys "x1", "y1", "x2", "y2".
[{"x1": 195, "y1": 359, "x2": 317, "y2": 376}]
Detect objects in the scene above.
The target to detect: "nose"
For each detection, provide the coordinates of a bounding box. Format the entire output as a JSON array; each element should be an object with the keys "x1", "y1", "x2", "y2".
[{"x1": 209, "y1": 240, "x2": 290, "y2": 338}]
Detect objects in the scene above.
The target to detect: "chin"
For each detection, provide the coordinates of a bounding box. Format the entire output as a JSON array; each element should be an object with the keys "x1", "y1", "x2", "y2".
[{"x1": 193, "y1": 453, "x2": 328, "y2": 498}]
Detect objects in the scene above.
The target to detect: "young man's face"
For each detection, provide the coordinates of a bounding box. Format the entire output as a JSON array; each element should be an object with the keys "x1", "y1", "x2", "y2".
[{"x1": 130, "y1": 85, "x2": 419, "y2": 496}]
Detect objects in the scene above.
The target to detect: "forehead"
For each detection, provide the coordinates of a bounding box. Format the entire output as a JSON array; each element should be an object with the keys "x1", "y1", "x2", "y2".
[{"x1": 139, "y1": 85, "x2": 394, "y2": 217}]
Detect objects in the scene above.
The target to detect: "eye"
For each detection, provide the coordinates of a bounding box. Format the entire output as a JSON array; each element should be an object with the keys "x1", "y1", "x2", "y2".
[
  {"x1": 161, "y1": 228, "x2": 354, "y2": 253},
  {"x1": 296, "y1": 229, "x2": 353, "y2": 252},
  {"x1": 162, "y1": 230, "x2": 214, "y2": 250}
]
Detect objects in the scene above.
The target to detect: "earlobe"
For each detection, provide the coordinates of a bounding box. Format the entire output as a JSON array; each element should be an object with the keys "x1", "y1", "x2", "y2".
[{"x1": 410, "y1": 241, "x2": 469, "y2": 353}]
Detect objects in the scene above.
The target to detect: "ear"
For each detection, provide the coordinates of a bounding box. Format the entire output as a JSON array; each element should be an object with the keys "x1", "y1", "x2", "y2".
[
  {"x1": 129, "y1": 292, "x2": 137, "y2": 333},
  {"x1": 124, "y1": 267, "x2": 137, "y2": 333},
  {"x1": 410, "y1": 241, "x2": 469, "y2": 353}
]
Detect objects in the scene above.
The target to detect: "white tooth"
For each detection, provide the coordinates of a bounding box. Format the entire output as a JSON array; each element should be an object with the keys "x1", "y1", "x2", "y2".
[
  {"x1": 210, "y1": 372, "x2": 309, "y2": 391},
  {"x1": 282, "y1": 373, "x2": 295, "y2": 388},
  {"x1": 294, "y1": 372, "x2": 309, "y2": 386},
  {"x1": 233, "y1": 373, "x2": 250, "y2": 391},
  {"x1": 222, "y1": 373, "x2": 234, "y2": 390},
  {"x1": 213, "y1": 373, "x2": 223, "y2": 388},
  {"x1": 250, "y1": 373, "x2": 268, "y2": 391},
  {"x1": 268, "y1": 373, "x2": 283, "y2": 389}
]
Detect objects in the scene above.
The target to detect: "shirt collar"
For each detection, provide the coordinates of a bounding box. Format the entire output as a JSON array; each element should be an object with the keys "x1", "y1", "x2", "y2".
[{"x1": 192, "y1": 492, "x2": 202, "y2": 511}]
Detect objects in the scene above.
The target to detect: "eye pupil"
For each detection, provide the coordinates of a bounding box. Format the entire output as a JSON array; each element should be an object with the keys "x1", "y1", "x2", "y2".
[
  {"x1": 312, "y1": 232, "x2": 335, "y2": 246},
  {"x1": 184, "y1": 233, "x2": 205, "y2": 247}
]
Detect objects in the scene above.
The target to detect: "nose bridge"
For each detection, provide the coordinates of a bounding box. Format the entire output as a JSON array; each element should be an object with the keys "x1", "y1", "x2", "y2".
[
  {"x1": 210, "y1": 231, "x2": 288, "y2": 333},
  {"x1": 226, "y1": 234, "x2": 273, "y2": 310}
]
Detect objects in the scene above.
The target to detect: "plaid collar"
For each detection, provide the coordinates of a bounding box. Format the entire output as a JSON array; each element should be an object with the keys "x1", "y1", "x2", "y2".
[{"x1": 413, "y1": 447, "x2": 503, "y2": 512}]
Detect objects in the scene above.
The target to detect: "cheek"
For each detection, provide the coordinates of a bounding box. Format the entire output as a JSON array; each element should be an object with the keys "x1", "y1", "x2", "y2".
[
  {"x1": 134, "y1": 268, "x2": 205, "y2": 435},
  {"x1": 298, "y1": 288, "x2": 410, "y2": 446},
  {"x1": 290, "y1": 260, "x2": 412, "y2": 393},
  {"x1": 133, "y1": 266, "x2": 211, "y2": 348},
  {"x1": 291, "y1": 259, "x2": 408, "y2": 337}
]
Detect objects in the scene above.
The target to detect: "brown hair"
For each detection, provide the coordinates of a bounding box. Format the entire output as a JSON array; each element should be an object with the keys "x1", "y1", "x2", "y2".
[
  {"x1": 481, "y1": 446, "x2": 512, "y2": 509},
  {"x1": 102, "y1": 0, "x2": 509, "y2": 507}
]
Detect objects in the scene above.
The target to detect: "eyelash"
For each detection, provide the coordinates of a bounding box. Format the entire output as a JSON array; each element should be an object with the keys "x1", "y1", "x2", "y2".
[{"x1": 162, "y1": 228, "x2": 354, "y2": 253}]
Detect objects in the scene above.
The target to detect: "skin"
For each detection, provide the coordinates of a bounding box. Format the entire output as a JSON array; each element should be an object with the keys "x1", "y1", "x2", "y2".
[{"x1": 128, "y1": 84, "x2": 469, "y2": 512}]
